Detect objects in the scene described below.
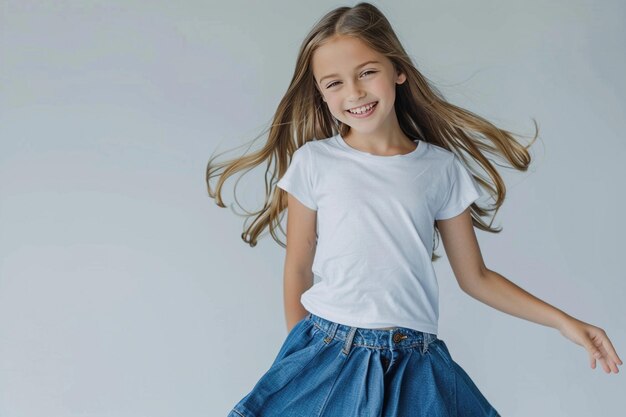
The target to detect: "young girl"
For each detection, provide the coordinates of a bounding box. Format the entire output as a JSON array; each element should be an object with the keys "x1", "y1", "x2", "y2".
[{"x1": 208, "y1": 3, "x2": 622, "y2": 416}]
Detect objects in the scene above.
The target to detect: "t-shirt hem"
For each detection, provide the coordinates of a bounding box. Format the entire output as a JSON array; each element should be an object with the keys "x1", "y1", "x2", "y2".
[{"x1": 302, "y1": 300, "x2": 438, "y2": 335}]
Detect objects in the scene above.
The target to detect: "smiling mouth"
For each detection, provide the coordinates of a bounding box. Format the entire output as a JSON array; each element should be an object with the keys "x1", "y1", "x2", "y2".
[
  {"x1": 346, "y1": 101, "x2": 378, "y2": 112},
  {"x1": 346, "y1": 101, "x2": 378, "y2": 114}
]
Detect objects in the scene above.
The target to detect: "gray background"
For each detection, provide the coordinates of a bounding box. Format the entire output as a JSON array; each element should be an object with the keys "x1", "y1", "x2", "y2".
[{"x1": 1, "y1": 0, "x2": 625, "y2": 416}]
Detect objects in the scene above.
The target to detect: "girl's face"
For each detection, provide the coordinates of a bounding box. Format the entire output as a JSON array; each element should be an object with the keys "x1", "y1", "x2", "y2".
[{"x1": 312, "y1": 35, "x2": 406, "y2": 135}]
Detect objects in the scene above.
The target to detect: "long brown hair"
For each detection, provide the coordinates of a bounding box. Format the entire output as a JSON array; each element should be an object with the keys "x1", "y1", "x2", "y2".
[{"x1": 206, "y1": 2, "x2": 538, "y2": 260}]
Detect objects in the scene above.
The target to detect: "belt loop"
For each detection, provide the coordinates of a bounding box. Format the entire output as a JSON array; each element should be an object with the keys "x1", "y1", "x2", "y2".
[
  {"x1": 342, "y1": 326, "x2": 358, "y2": 355},
  {"x1": 307, "y1": 312, "x2": 312, "y2": 320},
  {"x1": 422, "y1": 333, "x2": 434, "y2": 354},
  {"x1": 323, "y1": 321, "x2": 339, "y2": 344}
]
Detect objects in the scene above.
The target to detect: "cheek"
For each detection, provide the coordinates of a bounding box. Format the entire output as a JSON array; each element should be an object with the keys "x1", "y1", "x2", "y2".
[{"x1": 327, "y1": 99, "x2": 344, "y2": 115}]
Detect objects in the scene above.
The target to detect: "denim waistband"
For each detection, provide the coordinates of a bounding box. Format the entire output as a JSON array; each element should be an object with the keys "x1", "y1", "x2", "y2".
[{"x1": 307, "y1": 312, "x2": 438, "y2": 354}]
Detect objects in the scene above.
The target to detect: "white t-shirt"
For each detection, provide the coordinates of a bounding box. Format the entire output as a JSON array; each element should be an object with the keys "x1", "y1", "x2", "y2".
[{"x1": 276, "y1": 133, "x2": 483, "y2": 335}]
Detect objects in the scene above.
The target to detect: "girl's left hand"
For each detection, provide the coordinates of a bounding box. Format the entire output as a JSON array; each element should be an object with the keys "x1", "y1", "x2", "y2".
[{"x1": 558, "y1": 316, "x2": 623, "y2": 373}]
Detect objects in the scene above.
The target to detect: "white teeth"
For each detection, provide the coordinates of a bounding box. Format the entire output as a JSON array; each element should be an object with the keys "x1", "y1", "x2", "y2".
[{"x1": 348, "y1": 102, "x2": 376, "y2": 114}]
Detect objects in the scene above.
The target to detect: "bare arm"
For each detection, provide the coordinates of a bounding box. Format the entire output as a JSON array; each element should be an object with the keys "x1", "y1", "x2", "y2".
[
  {"x1": 283, "y1": 193, "x2": 317, "y2": 332},
  {"x1": 437, "y1": 207, "x2": 623, "y2": 374}
]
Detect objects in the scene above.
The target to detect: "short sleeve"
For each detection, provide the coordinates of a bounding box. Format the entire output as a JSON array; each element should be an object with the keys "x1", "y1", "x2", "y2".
[
  {"x1": 435, "y1": 154, "x2": 482, "y2": 220},
  {"x1": 276, "y1": 144, "x2": 317, "y2": 211}
]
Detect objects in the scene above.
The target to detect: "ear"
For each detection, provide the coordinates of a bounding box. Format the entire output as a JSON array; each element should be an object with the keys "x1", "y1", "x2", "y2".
[{"x1": 396, "y1": 70, "x2": 407, "y2": 85}]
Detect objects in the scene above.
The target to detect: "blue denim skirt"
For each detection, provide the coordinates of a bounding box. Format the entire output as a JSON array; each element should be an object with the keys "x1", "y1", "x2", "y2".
[{"x1": 228, "y1": 312, "x2": 500, "y2": 417}]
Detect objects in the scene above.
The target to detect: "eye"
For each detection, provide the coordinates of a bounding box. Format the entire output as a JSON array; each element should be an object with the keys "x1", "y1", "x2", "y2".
[{"x1": 325, "y1": 70, "x2": 378, "y2": 89}]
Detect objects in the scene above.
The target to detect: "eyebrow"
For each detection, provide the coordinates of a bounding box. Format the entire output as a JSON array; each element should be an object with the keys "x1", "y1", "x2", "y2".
[{"x1": 318, "y1": 60, "x2": 381, "y2": 84}]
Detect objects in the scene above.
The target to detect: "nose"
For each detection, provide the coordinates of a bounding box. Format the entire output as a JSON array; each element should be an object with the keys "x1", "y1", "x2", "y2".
[{"x1": 346, "y1": 80, "x2": 366, "y2": 103}]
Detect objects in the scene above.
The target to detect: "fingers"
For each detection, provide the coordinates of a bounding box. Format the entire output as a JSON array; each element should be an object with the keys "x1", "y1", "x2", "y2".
[
  {"x1": 596, "y1": 352, "x2": 614, "y2": 374},
  {"x1": 589, "y1": 350, "x2": 612, "y2": 373},
  {"x1": 588, "y1": 332, "x2": 622, "y2": 373},
  {"x1": 585, "y1": 336, "x2": 602, "y2": 362},
  {"x1": 597, "y1": 331, "x2": 622, "y2": 373},
  {"x1": 602, "y1": 333, "x2": 623, "y2": 367},
  {"x1": 589, "y1": 351, "x2": 596, "y2": 369},
  {"x1": 590, "y1": 330, "x2": 622, "y2": 374}
]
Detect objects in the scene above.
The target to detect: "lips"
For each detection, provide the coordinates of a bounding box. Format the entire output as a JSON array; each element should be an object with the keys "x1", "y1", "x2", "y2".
[{"x1": 346, "y1": 101, "x2": 378, "y2": 113}]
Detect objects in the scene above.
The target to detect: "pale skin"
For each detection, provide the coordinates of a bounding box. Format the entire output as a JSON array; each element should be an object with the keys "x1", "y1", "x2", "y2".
[{"x1": 281, "y1": 34, "x2": 622, "y2": 374}]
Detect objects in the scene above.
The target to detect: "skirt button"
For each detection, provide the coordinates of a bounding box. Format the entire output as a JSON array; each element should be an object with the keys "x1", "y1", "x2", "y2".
[{"x1": 392, "y1": 332, "x2": 407, "y2": 343}]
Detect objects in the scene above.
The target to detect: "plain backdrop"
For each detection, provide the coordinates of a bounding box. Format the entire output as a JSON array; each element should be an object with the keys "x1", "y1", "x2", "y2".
[{"x1": 1, "y1": 0, "x2": 625, "y2": 416}]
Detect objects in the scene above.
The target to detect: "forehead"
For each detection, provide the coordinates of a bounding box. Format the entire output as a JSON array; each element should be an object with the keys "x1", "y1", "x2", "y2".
[{"x1": 311, "y1": 36, "x2": 387, "y2": 77}]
